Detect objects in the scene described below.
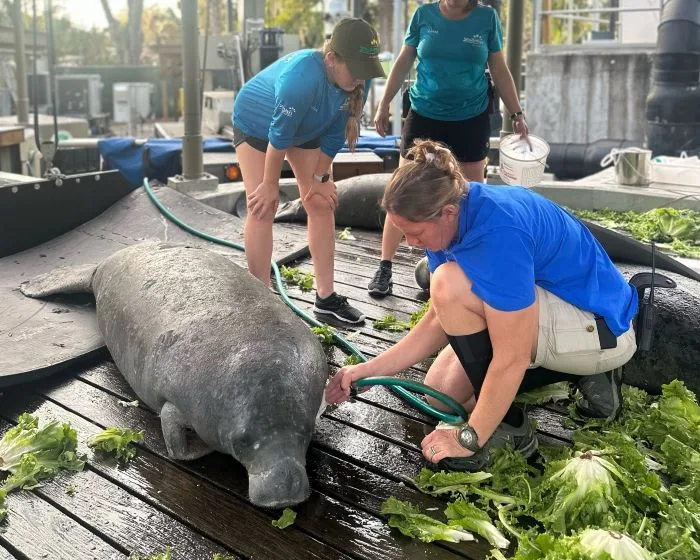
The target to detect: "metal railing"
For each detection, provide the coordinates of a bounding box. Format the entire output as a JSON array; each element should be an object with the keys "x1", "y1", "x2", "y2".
[{"x1": 532, "y1": 0, "x2": 665, "y2": 53}]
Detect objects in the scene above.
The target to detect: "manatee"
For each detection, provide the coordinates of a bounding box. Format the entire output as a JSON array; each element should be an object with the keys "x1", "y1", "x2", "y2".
[
  {"x1": 414, "y1": 256, "x2": 700, "y2": 396},
  {"x1": 20, "y1": 242, "x2": 328, "y2": 508},
  {"x1": 274, "y1": 173, "x2": 392, "y2": 229}
]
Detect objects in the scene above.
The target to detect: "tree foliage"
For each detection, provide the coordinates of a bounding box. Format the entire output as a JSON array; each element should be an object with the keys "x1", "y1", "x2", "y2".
[{"x1": 266, "y1": 0, "x2": 324, "y2": 48}]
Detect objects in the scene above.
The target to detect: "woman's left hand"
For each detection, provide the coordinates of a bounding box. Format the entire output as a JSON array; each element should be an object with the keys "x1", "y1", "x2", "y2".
[
  {"x1": 513, "y1": 115, "x2": 529, "y2": 139},
  {"x1": 421, "y1": 427, "x2": 474, "y2": 463}
]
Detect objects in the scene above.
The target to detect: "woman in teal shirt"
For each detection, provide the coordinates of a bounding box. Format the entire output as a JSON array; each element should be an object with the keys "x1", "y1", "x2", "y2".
[{"x1": 368, "y1": 0, "x2": 528, "y2": 298}]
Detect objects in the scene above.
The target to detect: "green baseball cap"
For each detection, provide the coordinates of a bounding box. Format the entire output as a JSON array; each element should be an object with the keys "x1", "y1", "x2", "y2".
[{"x1": 329, "y1": 18, "x2": 386, "y2": 81}]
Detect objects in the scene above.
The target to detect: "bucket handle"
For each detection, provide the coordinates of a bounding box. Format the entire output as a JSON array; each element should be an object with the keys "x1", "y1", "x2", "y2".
[{"x1": 600, "y1": 147, "x2": 649, "y2": 168}]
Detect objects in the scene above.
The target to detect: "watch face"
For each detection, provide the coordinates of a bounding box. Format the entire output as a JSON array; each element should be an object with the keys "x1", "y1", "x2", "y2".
[{"x1": 458, "y1": 426, "x2": 478, "y2": 450}]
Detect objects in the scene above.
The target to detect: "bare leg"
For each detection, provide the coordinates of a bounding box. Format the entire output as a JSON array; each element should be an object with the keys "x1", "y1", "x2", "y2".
[
  {"x1": 380, "y1": 155, "x2": 409, "y2": 261},
  {"x1": 287, "y1": 147, "x2": 336, "y2": 298},
  {"x1": 459, "y1": 159, "x2": 487, "y2": 183},
  {"x1": 424, "y1": 344, "x2": 477, "y2": 413},
  {"x1": 236, "y1": 142, "x2": 274, "y2": 285}
]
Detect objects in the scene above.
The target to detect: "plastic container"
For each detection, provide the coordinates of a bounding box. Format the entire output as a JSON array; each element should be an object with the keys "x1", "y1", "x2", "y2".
[{"x1": 499, "y1": 134, "x2": 550, "y2": 187}]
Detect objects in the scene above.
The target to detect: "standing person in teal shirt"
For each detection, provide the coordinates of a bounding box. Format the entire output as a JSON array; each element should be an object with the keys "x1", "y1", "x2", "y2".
[
  {"x1": 368, "y1": 0, "x2": 528, "y2": 298},
  {"x1": 233, "y1": 19, "x2": 385, "y2": 324}
]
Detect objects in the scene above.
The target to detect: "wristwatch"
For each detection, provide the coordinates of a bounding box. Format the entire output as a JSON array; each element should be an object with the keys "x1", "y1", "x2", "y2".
[
  {"x1": 313, "y1": 172, "x2": 330, "y2": 183},
  {"x1": 457, "y1": 424, "x2": 481, "y2": 452}
]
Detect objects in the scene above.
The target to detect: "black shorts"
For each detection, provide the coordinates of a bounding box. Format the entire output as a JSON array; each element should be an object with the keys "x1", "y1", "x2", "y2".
[
  {"x1": 232, "y1": 126, "x2": 320, "y2": 153},
  {"x1": 400, "y1": 108, "x2": 491, "y2": 163}
]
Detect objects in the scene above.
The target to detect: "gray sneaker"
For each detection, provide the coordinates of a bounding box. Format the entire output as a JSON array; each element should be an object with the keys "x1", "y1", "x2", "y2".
[
  {"x1": 438, "y1": 408, "x2": 538, "y2": 472},
  {"x1": 575, "y1": 367, "x2": 623, "y2": 420}
]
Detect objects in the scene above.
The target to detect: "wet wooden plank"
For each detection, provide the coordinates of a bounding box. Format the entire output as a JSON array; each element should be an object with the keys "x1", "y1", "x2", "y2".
[
  {"x1": 71, "y1": 363, "x2": 483, "y2": 559},
  {"x1": 0, "y1": 395, "x2": 353, "y2": 560},
  {"x1": 5, "y1": 374, "x2": 473, "y2": 560},
  {"x1": 36, "y1": 469, "x2": 237, "y2": 560},
  {"x1": 0, "y1": 546, "x2": 17, "y2": 560},
  {"x1": 0, "y1": 489, "x2": 125, "y2": 560}
]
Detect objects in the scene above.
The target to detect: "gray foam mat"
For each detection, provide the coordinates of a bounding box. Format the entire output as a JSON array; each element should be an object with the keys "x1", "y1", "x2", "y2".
[{"x1": 0, "y1": 185, "x2": 309, "y2": 386}]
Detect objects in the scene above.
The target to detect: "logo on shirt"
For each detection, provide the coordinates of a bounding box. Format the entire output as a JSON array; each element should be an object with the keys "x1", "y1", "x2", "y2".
[
  {"x1": 311, "y1": 105, "x2": 319, "y2": 112},
  {"x1": 463, "y1": 33, "x2": 483, "y2": 46},
  {"x1": 276, "y1": 103, "x2": 296, "y2": 117},
  {"x1": 426, "y1": 25, "x2": 439, "y2": 34}
]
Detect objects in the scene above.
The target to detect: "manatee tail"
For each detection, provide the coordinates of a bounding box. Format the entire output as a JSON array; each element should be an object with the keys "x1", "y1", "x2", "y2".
[
  {"x1": 20, "y1": 263, "x2": 98, "y2": 298},
  {"x1": 274, "y1": 199, "x2": 308, "y2": 223}
]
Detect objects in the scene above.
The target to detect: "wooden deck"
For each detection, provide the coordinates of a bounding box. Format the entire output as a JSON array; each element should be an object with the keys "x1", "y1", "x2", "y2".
[{"x1": 0, "y1": 224, "x2": 573, "y2": 560}]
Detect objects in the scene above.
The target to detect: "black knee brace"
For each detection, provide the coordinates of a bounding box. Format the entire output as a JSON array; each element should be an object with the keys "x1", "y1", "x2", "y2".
[
  {"x1": 447, "y1": 330, "x2": 522, "y2": 427},
  {"x1": 447, "y1": 330, "x2": 493, "y2": 399}
]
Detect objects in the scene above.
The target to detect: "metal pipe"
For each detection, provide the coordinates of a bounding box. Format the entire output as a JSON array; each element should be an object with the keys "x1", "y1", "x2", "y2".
[
  {"x1": 500, "y1": 0, "x2": 524, "y2": 136},
  {"x1": 391, "y1": 0, "x2": 402, "y2": 137},
  {"x1": 12, "y1": 0, "x2": 29, "y2": 124},
  {"x1": 181, "y1": 0, "x2": 203, "y2": 179},
  {"x1": 533, "y1": 0, "x2": 542, "y2": 52}
]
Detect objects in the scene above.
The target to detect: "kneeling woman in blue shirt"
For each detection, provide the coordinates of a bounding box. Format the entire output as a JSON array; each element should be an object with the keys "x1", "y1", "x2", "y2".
[
  {"x1": 232, "y1": 18, "x2": 384, "y2": 324},
  {"x1": 325, "y1": 139, "x2": 639, "y2": 470}
]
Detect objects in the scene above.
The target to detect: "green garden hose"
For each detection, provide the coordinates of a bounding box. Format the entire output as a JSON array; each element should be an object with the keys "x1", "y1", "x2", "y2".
[{"x1": 143, "y1": 178, "x2": 468, "y2": 424}]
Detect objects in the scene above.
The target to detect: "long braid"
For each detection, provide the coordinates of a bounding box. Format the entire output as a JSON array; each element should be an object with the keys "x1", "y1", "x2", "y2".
[{"x1": 345, "y1": 85, "x2": 364, "y2": 152}]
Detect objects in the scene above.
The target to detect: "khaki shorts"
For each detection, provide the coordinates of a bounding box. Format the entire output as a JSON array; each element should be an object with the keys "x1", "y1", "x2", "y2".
[{"x1": 531, "y1": 286, "x2": 637, "y2": 375}]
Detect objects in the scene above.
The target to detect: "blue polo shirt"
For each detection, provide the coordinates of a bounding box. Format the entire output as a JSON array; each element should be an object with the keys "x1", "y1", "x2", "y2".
[
  {"x1": 405, "y1": 3, "x2": 502, "y2": 121},
  {"x1": 232, "y1": 49, "x2": 369, "y2": 158},
  {"x1": 426, "y1": 184, "x2": 638, "y2": 336}
]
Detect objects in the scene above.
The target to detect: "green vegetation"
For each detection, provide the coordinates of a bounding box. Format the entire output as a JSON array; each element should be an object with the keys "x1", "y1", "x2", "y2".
[
  {"x1": 280, "y1": 265, "x2": 314, "y2": 292},
  {"x1": 0, "y1": 413, "x2": 86, "y2": 522},
  {"x1": 272, "y1": 507, "x2": 297, "y2": 529},
  {"x1": 571, "y1": 207, "x2": 700, "y2": 258},
  {"x1": 382, "y1": 380, "x2": 700, "y2": 559},
  {"x1": 311, "y1": 323, "x2": 336, "y2": 345},
  {"x1": 88, "y1": 427, "x2": 145, "y2": 465},
  {"x1": 373, "y1": 300, "x2": 431, "y2": 333}
]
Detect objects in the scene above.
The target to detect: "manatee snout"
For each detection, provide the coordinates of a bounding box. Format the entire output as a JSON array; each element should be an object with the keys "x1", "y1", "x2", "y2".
[{"x1": 248, "y1": 456, "x2": 310, "y2": 508}]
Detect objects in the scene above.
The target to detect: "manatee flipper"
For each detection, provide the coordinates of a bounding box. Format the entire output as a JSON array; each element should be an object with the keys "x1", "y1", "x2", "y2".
[
  {"x1": 19, "y1": 263, "x2": 99, "y2": 297},
  {"x1": 160, "y1": 401, "x2": 213, "y2": 460}
]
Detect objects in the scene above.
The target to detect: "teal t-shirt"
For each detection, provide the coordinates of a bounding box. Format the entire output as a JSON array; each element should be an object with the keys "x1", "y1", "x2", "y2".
[{"x1": 405, "y1": 3, "x2": 503, "y2": 121}]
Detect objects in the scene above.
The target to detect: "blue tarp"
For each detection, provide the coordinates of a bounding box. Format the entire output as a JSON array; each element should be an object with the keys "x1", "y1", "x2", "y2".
[
  {"x1": 98, "y1": 135, "x2": 401, "y2": 187},
  {"x1": 98, "y1": 137, "x2": 233, "y2": 186}
]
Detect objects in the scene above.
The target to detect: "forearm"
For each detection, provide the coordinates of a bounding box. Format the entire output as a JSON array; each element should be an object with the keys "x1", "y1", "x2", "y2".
[
  {"x1": 379, "y1": 48, "x2": 416, "y2": 108},
  {"x1": 366, "y1": 308, "x2": 448, "y2": 376},
  {"x1": 262, "y1": 145, "x2": 287, "y2": 184},
  {"x1": 467, "y1": 358, "x2": 528, "y2": 446},
  {"x1": 488, "y1": 57, "x2": 522, "y2": 116}
]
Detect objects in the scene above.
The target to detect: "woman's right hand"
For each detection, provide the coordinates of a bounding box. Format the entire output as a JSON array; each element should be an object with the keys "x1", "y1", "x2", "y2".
[
  {"x1": 247, "y1": 180, "x2": 279, "y2": 219},
  {"x1": 373, "y1": 103, "x2": 391, "y2": 137},
  {"x1": 325, "y1": 363, "x2": 376, "y2": 405}
]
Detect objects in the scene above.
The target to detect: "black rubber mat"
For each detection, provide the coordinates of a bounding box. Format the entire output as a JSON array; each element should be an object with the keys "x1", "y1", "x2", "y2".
[{"x1": 0, "y1": 185, "x2": 309, "y2": 387}]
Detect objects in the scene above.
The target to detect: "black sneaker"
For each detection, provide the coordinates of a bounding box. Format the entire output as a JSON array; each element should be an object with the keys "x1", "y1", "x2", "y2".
[
  {"x1": 438, "y1": 407, "x2": 538, "y2": 472},
  {"x1": 368, "y1": 265, "x2": 393, "y2": 297},
  {"x1": 575, "y1": 367, "x2": 623, "y2": 421},
  {"x1": 313, "y1": 292, "x2": 365, "y2": 324}
]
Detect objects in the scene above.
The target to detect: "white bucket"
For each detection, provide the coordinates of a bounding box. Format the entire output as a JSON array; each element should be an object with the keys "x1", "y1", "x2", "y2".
[{"x1": 499, "y1": 134, "x2": 550, "y2": 187}]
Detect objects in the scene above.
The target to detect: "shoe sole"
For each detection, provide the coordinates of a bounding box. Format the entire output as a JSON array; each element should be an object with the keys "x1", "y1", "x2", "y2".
[
  {"x1": 313, "y1": 306, "x2": 365, "y2": 324},
  {"x1": 368, "y1": 285, "x2": 392, "y2": 297}
]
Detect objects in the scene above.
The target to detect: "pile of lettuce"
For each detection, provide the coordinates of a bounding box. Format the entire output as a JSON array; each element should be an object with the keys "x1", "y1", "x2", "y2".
[
  {"x1": 0, "y1": 413, "x2": 144, "y2": 522},
  {"x1": 382, "y1": 380, "x2": 700, "y2": 559},
  {"x1": 0, "y1": 413, "x2": 86, "y2": 521},
  {"x1": 570, "y1": 207, "x2": 700, "y2": 258}
]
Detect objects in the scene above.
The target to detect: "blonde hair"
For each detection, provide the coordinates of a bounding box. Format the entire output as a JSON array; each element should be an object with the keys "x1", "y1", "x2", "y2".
[
  {"x1": 322, "y1": 42, "x2": 364, "y2": 151},
  {"x1": 382, "y1": 139, "x2": 467, "y2": 222}
]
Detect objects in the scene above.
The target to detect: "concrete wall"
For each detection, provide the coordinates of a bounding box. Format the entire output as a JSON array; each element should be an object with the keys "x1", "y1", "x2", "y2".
[{"x1": 526, "y1": 50, "x2": 654, "y2": 144}]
